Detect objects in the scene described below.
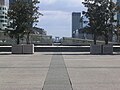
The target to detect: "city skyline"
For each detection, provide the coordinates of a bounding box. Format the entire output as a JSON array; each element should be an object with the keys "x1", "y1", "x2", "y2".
[
  {"x1": 2, "y1": 0, "x2": 118, "y2": 38},
  {"x1": 37, "y1": 0, "x2": 86, "y2": 38}
]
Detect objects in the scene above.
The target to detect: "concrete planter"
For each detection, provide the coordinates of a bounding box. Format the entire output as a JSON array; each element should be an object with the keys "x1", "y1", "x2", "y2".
[
  {"x1": 103, "y1": 44, "x2": 113, "y2": 55},
  {"x1": 12, "y1": 44, "x2": 34, "y2": 54},
  {"x1": 23, "y1": 44, "x2": 34, "y2": 54},
  {"x1": 90, "y1": 44, "x2": 102, "y2": 55},
  {"x1": 12, "y1": 45, "x2": 23, "y2": 54}
]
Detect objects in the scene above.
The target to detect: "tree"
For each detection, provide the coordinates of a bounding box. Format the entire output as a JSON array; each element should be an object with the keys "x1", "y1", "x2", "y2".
[
  {"x1": 82, "y1": 0, "x2": 116, "y2": 44},
  {"x1": 115, "y1": 1, "x2": 120, "y2": 43},
  {"x1": 100, "y1": 0, "x2": 116, "y2": 44},
  {"x1": 7, "y1": 0, "x2": 42, "y2": 44}
]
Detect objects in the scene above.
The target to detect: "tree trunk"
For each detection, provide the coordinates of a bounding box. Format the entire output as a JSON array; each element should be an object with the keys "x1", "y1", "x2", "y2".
[
  {"x1": 117, "y1": 33, "x2": 119, "y2": 43},
  {"x1": 93, "y1": 34, "x2": 97, "y2": 45},
  {"x1": 17, "y1": 35, "x2": 20, "y2": 44},
  {"x1": 26, "y1": 32, "x2": 30, "y2": 44},
  {"x1": 105, "y1": 34, "x2": 108, "y2": 45}
]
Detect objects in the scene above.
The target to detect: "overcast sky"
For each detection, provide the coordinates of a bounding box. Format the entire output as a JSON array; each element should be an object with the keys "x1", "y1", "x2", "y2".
[{"x1": 37, "y1": 0, "x2": 86, "y2": 38}]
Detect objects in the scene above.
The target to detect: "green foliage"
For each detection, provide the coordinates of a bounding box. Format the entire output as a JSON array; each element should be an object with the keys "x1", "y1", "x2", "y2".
[
  {"x1": 7, "y1": 0, "x2": 42, "y2": 44},
  {"x1": 82, "y1": 0, "x2": 116, "y2": 44}
]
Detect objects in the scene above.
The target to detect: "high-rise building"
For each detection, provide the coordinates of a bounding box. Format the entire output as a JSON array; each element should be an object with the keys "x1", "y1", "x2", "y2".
[
  {"x1": 72, "y1": 12, "x2": 83, "y2": 38},
  {"x1": 0, "y1": 0, "x2": 9, "y2": 7},
  {"x1": 0, "y1": 0, "x2": 8, "y2": 30},
  {"x1": 0, "y1": 6, "x2": 8, "y2": 30},
  {"x1": 0, "y1": 0, "x2": 5, "y2": 5}
]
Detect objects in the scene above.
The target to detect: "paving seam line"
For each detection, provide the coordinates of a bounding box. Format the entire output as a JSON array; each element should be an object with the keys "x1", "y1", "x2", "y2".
[
  {"x1": 61, "y1": 52, "x2": 74, "y2": 90},
  {"x1": 42, "y1": 53, "x2": 53, "y2": 90},
  {"x1": 42, "y1": 52, "x2": 73, "y2": 90}
]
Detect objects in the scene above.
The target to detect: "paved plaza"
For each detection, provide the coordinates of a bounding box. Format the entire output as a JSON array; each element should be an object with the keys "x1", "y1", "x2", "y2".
[{"x1": 0, "y1": 52, "x2": 120, "y2": 90}]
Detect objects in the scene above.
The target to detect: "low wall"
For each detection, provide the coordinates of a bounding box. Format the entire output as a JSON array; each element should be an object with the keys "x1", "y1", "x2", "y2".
[{"x1": 0, "y1": 46, "x2": 120, "y2": 52}]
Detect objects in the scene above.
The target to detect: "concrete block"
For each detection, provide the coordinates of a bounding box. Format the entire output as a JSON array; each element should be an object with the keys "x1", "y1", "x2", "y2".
[
  {"x1": 12, "y1": 45, "x2": 23, "y2": 54},
  {"x1": 23, "y1": 44, "x2": 34, "y2": 54},
  {"x1": 103, "y1": 44, "x2": 113, "y2": 54},
  {"x1": 90, "y1": 45, "x2": 102, "y2": 54}
]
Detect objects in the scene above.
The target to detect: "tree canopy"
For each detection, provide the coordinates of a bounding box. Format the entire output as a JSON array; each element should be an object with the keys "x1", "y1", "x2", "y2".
[
  {"x1": 7, "y1": 0, "x2": 42, "y2": 44},
  {"x1": 82, "y1": 0, "x2": 116, "y2": 44}
]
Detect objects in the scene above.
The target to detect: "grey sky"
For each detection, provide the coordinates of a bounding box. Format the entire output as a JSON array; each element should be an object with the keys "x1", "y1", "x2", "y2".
[{"x1": 37, "y1": 0, "x2": 86, "y2": 37}]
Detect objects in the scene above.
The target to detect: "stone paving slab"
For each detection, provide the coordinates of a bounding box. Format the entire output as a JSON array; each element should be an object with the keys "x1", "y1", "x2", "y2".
[
  {"x1": 0, "y1": 52, "x2": 52, "y2": 90},
  {"x1": 1, "y1": 52, "x2": 120, "y2": 90},
  {"x1": 62, "y1": 52, "x2": 120, "y2": 90}
]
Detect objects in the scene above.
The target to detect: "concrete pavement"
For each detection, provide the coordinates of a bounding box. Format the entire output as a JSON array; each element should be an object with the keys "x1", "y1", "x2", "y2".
[
  {"x1": 43, "y1": 52, "x2": 73, "y2": 90},
  {"x1": 0, "y1": 52, "x2": 52, "y2": 90},
  {"x1": 63, "y1": 52, "x2": 120, "y2": 90},
  {"x1": 0, "y1": 52, "x2": 120, "y2": 90}
]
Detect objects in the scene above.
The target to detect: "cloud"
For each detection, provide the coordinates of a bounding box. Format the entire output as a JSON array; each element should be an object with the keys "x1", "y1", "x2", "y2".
[
  {"x1": 39, "y1": 0, "x2": 86, "y2": 12},
  {"x1": 68, "y1": 0, "x2": 84, "y2": 7},
  {"x1": 40, "y1": 0, "x2": 84, "y2": 6},
  {"x1": 38, "y1": 10, "x2": 71, "y2": 37},
  {"x1": 40, "y1": 0, "x2": 57, "y2": 5}
]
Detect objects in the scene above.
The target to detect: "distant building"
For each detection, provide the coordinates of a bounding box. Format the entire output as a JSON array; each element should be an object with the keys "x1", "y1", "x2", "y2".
[
  {"x1": 110, "y1": 0, "x2": 120, "y2": 42},
  {"x1": 32, "y1": 27, "x2": 47, "y2": 35},
  {"x1": 72, "y1": 12, "x2": 83, "y2": 38},
  {"x1": 72, "y1": 12, "x2": 92, "y2": 39},
  {"x1": 117, "y1": 0, "x2": 120, "y2": 25}
]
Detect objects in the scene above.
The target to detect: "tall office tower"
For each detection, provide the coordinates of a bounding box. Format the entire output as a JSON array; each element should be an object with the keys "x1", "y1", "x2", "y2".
[
  {"x1": 72, "y1": 12, "x2": 83, "y2": 38},
  {"x1": 0, "y1": 0, "x2": 5, "y2": 5},
  {"x1": 0, "y1": 0, "x2": 8, "y2": 30},
  {"x1": 0, "y1": 0, "x2": 9, "y2": 6}
]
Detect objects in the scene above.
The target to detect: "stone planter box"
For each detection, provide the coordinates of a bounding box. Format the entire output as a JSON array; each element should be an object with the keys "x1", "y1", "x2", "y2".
[
  {"x1": 12, "y1": 44, "x2": 34, "y2": 54},
  {"x1": 103, "y1": 44, "x2": 113, "y2": 55},
  {"x1": 90, "y1": 44, "x2": 102, "y2": 55},
  {"x1": 12, "y1": 45, "x2": 23, "y2": 54},
  {"x1": 23, "y1": 44, "x2": 34, "y2": 54}
]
